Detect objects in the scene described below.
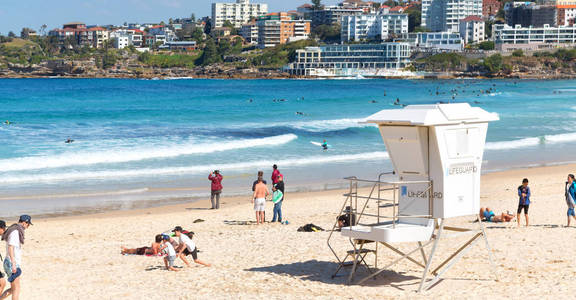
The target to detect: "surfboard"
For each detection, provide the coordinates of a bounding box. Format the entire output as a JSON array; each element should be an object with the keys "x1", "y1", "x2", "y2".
[{"x1": 310, "y1": 141, "x2": 332, "y2": 148}]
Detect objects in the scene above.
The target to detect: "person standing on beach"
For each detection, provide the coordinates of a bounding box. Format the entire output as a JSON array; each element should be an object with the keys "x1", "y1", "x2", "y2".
[
  {"x1": 252, "y1": 171, "x2": 267, "y2": 192},
  {"x1": 271, "y1": 165, "x2": 281, "y2": 185},
  {"x1": 566, "y1": 174, "x2": 576, "y2": 227},
  {"x1": 0, "y1": 221, "x2": 7, "y2": 299},
  {"x1": 253, "y1": 177, "x2": 269, "y2": 225},
  {"x1": 517, "y1": 178, "x2": 531, "y2": 227},
  {"x1": 1, "y1": 215, "x2": 32, "y2": 300},
  {"x1": 208, "y1": 170, "x2": 223, "y2": 209},
  {"x1": 271, "y1": 181, "x2": 284, "y2": 223}
]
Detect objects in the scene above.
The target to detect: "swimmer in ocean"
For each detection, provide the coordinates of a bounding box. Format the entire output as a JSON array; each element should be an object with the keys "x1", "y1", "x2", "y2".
[
  {"x1": 65, "y1": 138, "x2": 74, "y2": 144},
  {"x1": 321, "y1": 139, "x2": 328, "y2": 151}
]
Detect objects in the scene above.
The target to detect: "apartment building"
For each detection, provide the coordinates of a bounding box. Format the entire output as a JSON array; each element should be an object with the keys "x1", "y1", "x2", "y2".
[
  {"x1": 505, "y1": 2, "x2": 557, "y2": 27},
  {"x1": 211, "y1": 0, "x2": 268, "y2": 28},
  {"x1": 422, "y1": 0, "x2": 483, "y2": 32},
  {"x1": 341, "y1": 14, "x2": 409, "y2": 42},
  {"x1": 240, "y1": 21, "x2": 259, "y2": 44},
  {"x1": 459, "y1": 15, "x2": 485, "y2": 44},
  {"x1": 256, "y1": 13, "x2": 311, "y2": 48},
  {"x1": 286, "y1": 43, "x2": 412, "y2": 76},
  {"x1": 309, "y1": 6, "x2": 364, "y2": 27},
  {"x1": 493, "y1": 23, "x2": 576, "y2": 50}
]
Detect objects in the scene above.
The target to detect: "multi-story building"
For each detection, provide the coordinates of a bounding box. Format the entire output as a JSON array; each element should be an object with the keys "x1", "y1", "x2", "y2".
[
  {"x1": 459, "y1": 15, "x2": 485, "y2": 45},
  {"x1": 341, "y1": 14, "x2": 409, "y2": 42},
  {"x1": 49, "y1": 22, "x2": 111, "y2": 49},
  {"x1": 557, "y1": 4, "x2": 576, "y2": 26},
  {"x1": 285, "y1": 43, "x2": 412, "y2": 77},
  {"x1": 505, "y1": 2, "x2": 557, "y2": 27},
  {"x1": 309, "y1": 6, "x2": 364, "y2": 27},
  {"x1": 89, "y1": 27, "x2": 110, "y2": 48},
  {"x1": 422, "y1": 0, "x2": 483, "y2": 32},
  {"x1": 493, "y1": 23, "x2": 576, "y2": 51},
  {"x1": 20, "y1": 28, "x2": 38, "y2": 39},
  {"x1": 159, "y1": 41, "x2": 198, "y2": 51},
  {"x1": 211, "y1": 0, "x2": 268, "y2": 28},
  {"x1": 240, "y1": 21, "x2": 259, "y2": 44},
  {"x1": 256, "y1": 13, "x2": 311, "y2": 48},
  {"x1": 110, "y1": 30, "x2": 131, "y2": 49},
  {"x1": 398, "y1": 32, "x2": 464, "y2": 51},
  {"x1": 483, "y1": 0, "x2": 500, "y2": 17}
]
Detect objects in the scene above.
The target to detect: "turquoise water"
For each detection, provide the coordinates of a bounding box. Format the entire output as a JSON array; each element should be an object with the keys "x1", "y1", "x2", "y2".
[{"x1": 0, "y1": 78, "x2": 575, "y2": 216}]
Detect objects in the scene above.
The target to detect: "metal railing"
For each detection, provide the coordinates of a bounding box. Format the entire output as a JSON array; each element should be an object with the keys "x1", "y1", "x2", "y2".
[{"x1": 327, "y1": 172, "x2": 433, "y2": 266}]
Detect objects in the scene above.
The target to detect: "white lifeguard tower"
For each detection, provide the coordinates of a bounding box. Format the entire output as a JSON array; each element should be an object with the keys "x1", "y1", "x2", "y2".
[{"x1": 327, "y1": 103, "x2": 499, "y2": 292}]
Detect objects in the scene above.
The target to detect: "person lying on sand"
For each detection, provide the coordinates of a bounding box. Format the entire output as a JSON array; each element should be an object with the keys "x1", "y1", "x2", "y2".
[
  {"x1": 121, "y1": 234, "x2": 163, "y2": 255},
  {"x1": 479, "y1": 207, "x2": 514, "y2": 223}
]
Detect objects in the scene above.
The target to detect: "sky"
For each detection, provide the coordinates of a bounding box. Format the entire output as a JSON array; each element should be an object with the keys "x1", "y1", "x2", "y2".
[{"x1": 0, "y1": 0, "x2": 340, "y2": 35}]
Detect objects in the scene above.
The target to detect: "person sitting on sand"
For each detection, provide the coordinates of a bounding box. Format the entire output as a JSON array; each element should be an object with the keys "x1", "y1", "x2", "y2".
[
  {"x1": 172, "y1": 226, "x2": 210, "y2": 267},
  {"x1": 121, "y1": 234, "x2": 163, "y2": 255},
  {"x1": 479, "y1": 207, "x2": 514, "y2": 223},
  {"x1": 161, "y1": 235, "x2": 179, "y2": 272}
]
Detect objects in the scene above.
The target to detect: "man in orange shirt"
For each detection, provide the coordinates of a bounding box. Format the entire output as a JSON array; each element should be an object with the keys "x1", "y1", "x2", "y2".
[{"x1": 252, "y1": 177, "x2": 269, "y2": 225}]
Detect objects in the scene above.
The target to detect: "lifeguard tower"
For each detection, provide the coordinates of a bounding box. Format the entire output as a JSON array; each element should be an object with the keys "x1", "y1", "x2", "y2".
[{"x1": 327, "y1": 103, "x2": 499, "y2": 292}]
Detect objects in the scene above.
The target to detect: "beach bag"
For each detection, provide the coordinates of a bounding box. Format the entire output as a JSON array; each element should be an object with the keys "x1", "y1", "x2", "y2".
[{"x1": 297, "y1": 224, "x2": 324, "y2": 232}]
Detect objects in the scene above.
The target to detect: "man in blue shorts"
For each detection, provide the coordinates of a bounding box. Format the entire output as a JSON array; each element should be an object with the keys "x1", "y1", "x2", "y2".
[{"x1": 517, "y1": 178, "x2": 531, "y2": 227}]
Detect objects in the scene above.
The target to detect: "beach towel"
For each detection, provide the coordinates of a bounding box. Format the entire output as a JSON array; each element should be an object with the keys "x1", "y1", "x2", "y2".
[
  {"x1": 1, "y1": 224, "x2": 24, "y2": 244},
  {"x1": 567, "y1": 187, "x2": 576, "y2": 208}
]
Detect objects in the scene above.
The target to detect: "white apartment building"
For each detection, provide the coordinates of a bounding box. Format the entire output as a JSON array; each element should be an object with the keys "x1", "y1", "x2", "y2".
[
  {"x1": 422, "y1": 0, "x2": 483, "y2": 32},
  {"x1": 493, "y1": 23, "x2": 576, "y2": 50},
  {"x1": 240, "y1": 22, "x2": 258, "y2": 44},
  {"x1": 110, "y1": 31, "x2": 131, "y2": 49},
  {"x1": 341, "y1": 14, "x2": 409, "y2": 42},
  {"x1": 459, "y1": 15, "x2": 485, "y2": 44},
  {"x1": 399, "y1": 32, "x2": 464, "y2": 51},
  {"x1": 211, "y1": 0, "x2": 268, "y2": 28}
]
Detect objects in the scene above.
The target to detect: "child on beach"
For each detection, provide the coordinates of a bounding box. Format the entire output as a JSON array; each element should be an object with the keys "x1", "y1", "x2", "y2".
[
  {"x1": 121, "y1": 234, "x2": 163, "y2": 255},
  {"x1": 566, "y1": 174, "x2": 576, "y2": 227},
  {"x1": 517, "y1": 178, "x2": 531, "y2": 227},
  {"x1": 161, "y1": 235, "x2": 179, "y2": 272},
  {"x1": 172, "y1": 226, "x2": 211, "y2": 267}
]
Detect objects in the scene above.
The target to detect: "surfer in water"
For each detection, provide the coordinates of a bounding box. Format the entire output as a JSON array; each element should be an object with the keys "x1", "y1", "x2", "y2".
[
  {"x1": 65, "y1": 138, "x2": 74, "y2": 144},
  {"x1": 322, "y1": 139, "x2": 328, "y2": 151}
]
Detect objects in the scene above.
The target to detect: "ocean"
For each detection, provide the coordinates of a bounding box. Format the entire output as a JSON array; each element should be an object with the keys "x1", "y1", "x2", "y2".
[{"x1": 0, "y1": 78, "x2": 574, "y2": 217}]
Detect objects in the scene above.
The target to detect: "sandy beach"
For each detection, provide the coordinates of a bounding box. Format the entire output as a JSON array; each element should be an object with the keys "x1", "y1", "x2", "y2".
[{"x1": 8, "y1": 163, "x2": 576, "y2": 299}]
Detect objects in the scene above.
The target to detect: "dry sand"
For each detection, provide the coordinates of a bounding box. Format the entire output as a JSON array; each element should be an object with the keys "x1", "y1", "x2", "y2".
[{"x1": 7, "y1": 163, "x2": 576, "y2": 299}]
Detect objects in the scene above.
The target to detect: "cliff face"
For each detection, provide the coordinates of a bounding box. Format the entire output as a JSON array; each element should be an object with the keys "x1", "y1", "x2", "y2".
[{"x1": 0, "y1": 59, "x2": 291, "y2": 79}]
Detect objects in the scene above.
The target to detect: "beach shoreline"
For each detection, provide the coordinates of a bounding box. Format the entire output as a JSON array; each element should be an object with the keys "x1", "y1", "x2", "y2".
[{"x1": 12, "y1": 162, "x2": 576, "y2": 299}]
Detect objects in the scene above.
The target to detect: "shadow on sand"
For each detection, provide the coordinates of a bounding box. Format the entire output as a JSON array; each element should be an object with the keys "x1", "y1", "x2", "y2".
[{"x1": 245, "y1": 260, "x2": 420, "y2": 289}]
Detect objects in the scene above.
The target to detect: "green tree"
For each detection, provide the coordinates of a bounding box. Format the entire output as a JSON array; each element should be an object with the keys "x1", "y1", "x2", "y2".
[
  {"x1": 312, "y1": 0, "x2": 323, "y2": 10},
  {"x1": 7, "y1": 31, "x2": 16, "y2": 38},
  {"x1": 478, "y1": 41, "x2": 495, "y2": 50},
  {"x1": 312, "y1": 24, "x2": 340, "y2": 43},
  {"x1": 231, "y1": 37, "x2": 243, "y2": 54},
  {"x1": 218, "y1": 38, "x2": 232, "y2": 57},
  {"x1": 483, "y1": 54, "x2": 503, "y2": 74},
  {"x1": 405, "y1": 5, "x2": 422, "y2": 32},
  {"x1": 199, "y1": 39, "x2": 222, "y2": 65},
  {"x1": 512, "y1": 49, "x2": 523, "y2": 57},
  {"x1": 191, "y1": 28, "x2": 205, "y2": 43}
]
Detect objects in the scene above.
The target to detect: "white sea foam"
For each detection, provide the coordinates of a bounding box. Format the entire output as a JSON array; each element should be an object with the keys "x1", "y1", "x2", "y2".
[
  {"x1": 0, "y1": 134, "x2": 298, "y2": 172},
  {"x1": 485, "y1": 131, "x2": 576, "y2": 150},
  {"x1": 234, "y1": 118, "x2": 375, "y2": 132},
  {"x1": 0, "y1": 151, "x2": 390, "y2": 184},
  {"x1": 485, "y1": 137, "x2": 541, "y2": 150}
]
